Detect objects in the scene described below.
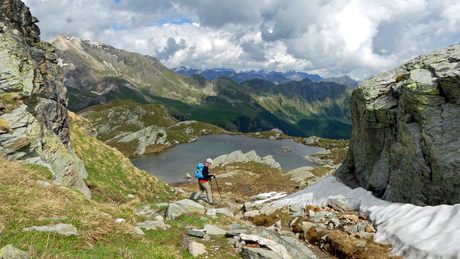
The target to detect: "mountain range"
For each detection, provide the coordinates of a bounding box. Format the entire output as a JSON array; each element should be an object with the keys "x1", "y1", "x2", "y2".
[
  {"x1": 49, "y1": 35, "x2": 353, "y2": 139},
  {"x1": 172, "y1": 66, "x2": 359, "y2": 88}
]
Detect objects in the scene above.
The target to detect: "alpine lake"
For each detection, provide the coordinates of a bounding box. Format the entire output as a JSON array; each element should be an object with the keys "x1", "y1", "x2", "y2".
[{"x1": 131, "y1": 134, "x2": 325, "y2": 184}]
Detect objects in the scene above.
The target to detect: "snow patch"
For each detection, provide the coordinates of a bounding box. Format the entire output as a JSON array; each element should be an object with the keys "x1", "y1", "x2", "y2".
[
  {"x1": 254, "y1": 192, "x2": 287, "y2": 204},
  {"x1": 272, "y1": 177, "x2": 460, "y2": 259}
]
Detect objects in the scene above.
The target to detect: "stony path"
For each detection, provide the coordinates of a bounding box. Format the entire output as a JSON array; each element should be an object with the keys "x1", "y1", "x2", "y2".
[{"x1": 169, "y1": 185, "x2": 396, "y2": 259}]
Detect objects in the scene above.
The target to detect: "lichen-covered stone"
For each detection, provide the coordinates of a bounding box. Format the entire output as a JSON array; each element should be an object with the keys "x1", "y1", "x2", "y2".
[
  {"x1": 335, "y1": 44, "x2": 460, "y2": 206},
  {"x1": 0, "y1": 0, "x2": 90, "y2": 198},
  {"x1": 0, "y1": 245, "x2": 29, "y2": 259}
]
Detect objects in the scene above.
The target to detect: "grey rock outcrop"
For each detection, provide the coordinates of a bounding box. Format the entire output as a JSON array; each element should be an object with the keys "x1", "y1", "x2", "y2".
[
  {"x1": 0, "y1": 0, "x2": 90, "y2": 198},
  {"x1": 284, "y1": 167, "x2": 317, "y2": 184},
  {"x1": 211, "y1": 150, "x2": 282, "y2": 170},
  {"x1": 118, "y1": 125, "x2": 168, "y2": 156},
  {"x1": 335, "y1": 44, "x2": 460, "y2": 205},
  {"x1": 165, "y1": 199, "x2": 205, "y2": 219}
]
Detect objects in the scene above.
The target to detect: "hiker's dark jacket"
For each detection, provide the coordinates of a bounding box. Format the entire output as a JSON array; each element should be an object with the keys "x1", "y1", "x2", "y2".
[{"x1": 200, "y1": 165, "x2": 212, "y2": 181}]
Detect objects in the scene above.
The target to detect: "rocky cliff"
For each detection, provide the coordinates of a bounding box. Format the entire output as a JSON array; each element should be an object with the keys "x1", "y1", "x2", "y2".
[
  {"x1": 0, "y1": 0, "x2": 90, "y2": 197},
  {"x1": 335, "y1": 44, "x2": 460, "y2": 206}
]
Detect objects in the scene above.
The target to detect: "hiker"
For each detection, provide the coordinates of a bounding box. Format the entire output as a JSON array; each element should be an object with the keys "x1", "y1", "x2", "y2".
[{"x1": 192, "y1": 158, "x2": 216, "y2": 205}]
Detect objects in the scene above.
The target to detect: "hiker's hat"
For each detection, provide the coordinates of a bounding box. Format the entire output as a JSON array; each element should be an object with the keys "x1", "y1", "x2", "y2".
[{"x1": 206, "y1": 158, "x2": 213, "y2": 164}]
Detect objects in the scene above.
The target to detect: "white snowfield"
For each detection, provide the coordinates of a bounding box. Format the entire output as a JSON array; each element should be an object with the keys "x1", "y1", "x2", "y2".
[{"x1": 272, "y1": 177, "x2": 460, "y2": 259}]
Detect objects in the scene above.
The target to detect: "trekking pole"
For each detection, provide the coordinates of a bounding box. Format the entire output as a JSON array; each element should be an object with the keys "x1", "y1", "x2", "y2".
[
  {"x1": 210, "y1": 177, "x2": 214, "y2": 202},
  {"x1": 214, "y1": 176, "x2": 222, "y2": 201}
]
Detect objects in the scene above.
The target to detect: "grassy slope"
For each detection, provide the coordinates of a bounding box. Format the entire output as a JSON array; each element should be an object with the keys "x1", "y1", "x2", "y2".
[
  {"x1": 0, "y1": 158, "x2": 238, "y2": 258},
  {"x1": 69, "y1": 111, "x2": 172, "y2": 202},
  {"x1": 0, "y1": 113, "x2": 244, "y2": 258}
]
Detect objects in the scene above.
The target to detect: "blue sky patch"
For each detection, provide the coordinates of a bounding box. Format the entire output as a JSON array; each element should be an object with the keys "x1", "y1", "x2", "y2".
[
  {"x1": 114, "y1": 0, "x2": 121, "y2": 4},
  {"x1": 112, "y1": 23, "x2": 128, "y2": 31},
  {"x1": 148, "y1": 17, "x2": 195, "y2": 27}
]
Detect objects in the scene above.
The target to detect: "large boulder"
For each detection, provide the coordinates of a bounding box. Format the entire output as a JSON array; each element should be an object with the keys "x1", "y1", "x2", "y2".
[
  {"x1": 165, "y1": 200, "x2": 205, "y2": 219},
  {"x1": 335, "y1": 44, "x2": 460, "y2": 206},
  {"x1": 0, "y1": 0, "x2": 90, "y2": 197}
]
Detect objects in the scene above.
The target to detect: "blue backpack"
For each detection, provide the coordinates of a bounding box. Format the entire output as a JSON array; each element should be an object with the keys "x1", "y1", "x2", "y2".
[{"x1": 195, "y1": 163, "x2": 205, "y2": 179}]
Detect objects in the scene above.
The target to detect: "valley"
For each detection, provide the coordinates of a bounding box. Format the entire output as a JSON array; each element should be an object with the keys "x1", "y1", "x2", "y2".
[{"x1": 51, "y1": 35, "x2": 353, "y2": 140}]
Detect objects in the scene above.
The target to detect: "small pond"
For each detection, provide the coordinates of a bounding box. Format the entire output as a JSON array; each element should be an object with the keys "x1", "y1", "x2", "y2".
[{"x1": 131, "y1": 134, "x2": 325, "y2": 184}]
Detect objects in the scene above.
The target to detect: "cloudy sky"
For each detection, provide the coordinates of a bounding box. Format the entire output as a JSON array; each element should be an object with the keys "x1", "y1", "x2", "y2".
[{"x1": 24, "y1": 0, "x2": 460, "y2": 80}]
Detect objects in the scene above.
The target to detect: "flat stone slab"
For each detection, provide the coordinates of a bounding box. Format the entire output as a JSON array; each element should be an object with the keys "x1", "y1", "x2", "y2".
[
  {"x1": 204, "y1": 224, "x2": 226, "y2": 235},
  {"x1": 23, "y1": 223, "x2": 78, "y2": 236},
  {"x1": 216, "y1": 208, "x2": 233, "y2": 217},
  {"x1": 188, "y1": 229, "x2": 206, "y2": 238},
  {"x1": 136, "y1": 220, "x2": 170, "y2": 231},
  {"x1": 217, "y1": 171, "x2": 238, "y2": 178}
]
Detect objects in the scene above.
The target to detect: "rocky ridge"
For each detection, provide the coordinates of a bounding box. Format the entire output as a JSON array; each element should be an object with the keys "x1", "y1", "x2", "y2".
[
  {"x1": 0, "y1": 0, "x2": 90, "y2": 197},
  {"x1": 335, "y1": 43, "x2": 460, "y2": 206}
]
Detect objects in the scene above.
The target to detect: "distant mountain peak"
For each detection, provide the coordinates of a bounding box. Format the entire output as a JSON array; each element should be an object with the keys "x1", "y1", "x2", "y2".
[
  {"x1": 321, "y1": 75, "x2": 359, "y2": 88},
  {"x1": 172, "y1": 67, "x2": 325, "y2": 85}
]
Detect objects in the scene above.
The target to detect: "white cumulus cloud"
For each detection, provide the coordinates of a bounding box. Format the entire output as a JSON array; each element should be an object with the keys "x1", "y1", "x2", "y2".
[{"x1": 23, "y1": 0, "x2": 460, "y2": 80}]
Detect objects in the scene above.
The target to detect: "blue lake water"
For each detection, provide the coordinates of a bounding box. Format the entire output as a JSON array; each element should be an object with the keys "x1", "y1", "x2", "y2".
[{"x1": 131, "y1": 134, "x2": 324, "y2": 184}]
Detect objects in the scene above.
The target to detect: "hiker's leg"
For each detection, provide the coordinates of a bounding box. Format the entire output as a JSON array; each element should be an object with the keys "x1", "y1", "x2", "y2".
[
  {"x1": 192, "y1": 181, "x2": 205, "y2": 200},
  {"x1": 203, "y1": 181, "x2": 213, "y2": 203}
]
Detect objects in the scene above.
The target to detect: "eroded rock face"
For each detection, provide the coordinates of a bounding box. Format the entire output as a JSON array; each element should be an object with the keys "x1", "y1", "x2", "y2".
[
  {"x1": 0, "y1": 0, "x2": 90, "y2": 198},
  {"x1": 335, "y1": 44, "x2": 460, "y2": 206}
]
